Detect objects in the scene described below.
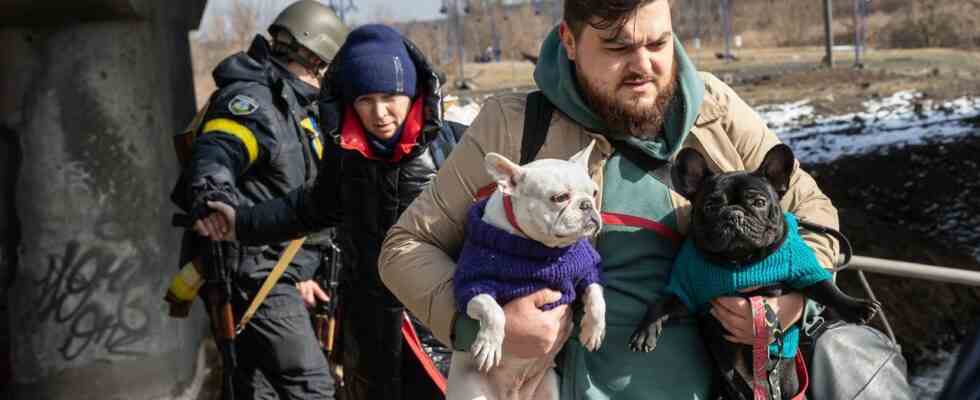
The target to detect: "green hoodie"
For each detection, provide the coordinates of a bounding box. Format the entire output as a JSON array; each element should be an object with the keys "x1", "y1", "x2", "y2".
[{"x1": 535, "y1": 27, "x2": 713, "y2": 399}]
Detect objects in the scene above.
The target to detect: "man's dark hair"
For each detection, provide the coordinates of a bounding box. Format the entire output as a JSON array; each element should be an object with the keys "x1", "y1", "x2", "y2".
[{"x1": 564, "y1": 0, "x2": 661, "y2": 38}]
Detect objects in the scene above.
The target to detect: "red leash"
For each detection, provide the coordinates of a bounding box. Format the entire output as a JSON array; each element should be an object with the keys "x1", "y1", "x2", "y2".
[
  {"x1": 401, "y1": 312, "x2": 447, "y2": 394},
  {"x1": 751, "y1": 296, "x2": 770, "y2": 400},
  {"x1": 750, "y1": 296, "x2": 809, "y2": 400}
]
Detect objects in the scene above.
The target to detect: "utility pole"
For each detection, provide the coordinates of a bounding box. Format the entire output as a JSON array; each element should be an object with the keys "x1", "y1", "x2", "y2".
[
  {"x1": 693, "y1": 0, "x2": 702, "y2": 49},
  {"x1": 720, "y1": 0, "x2": 733, "y2": 61},
  {"x1": 327, "y1": 0, "x2": 357, "y2": 25},
  {"x1": 823, "y1": 0, "x2": 834, "y2": 67},
  {"x1": 854, "y1": 0, "x2": 868, "y2": 68},
  {"x1": 487, "y1": 0, "x2": 502, "y2": 62},
  {"x1": 441, "y1": 0, "x2": 469, "y2": 89}
]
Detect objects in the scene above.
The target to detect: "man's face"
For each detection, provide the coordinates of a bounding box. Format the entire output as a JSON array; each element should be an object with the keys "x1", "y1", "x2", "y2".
[{"x1": 560, "y1": 0, "x2": 677, "y2": 137}]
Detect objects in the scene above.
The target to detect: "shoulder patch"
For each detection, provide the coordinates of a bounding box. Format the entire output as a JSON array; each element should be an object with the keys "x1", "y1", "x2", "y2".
[{"x1": 228, "y1": 94, "x2": 259, "y2": 116}]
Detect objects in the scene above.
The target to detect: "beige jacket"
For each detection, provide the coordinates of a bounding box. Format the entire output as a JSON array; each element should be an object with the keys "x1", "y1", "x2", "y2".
[{"x1": 379, "y1": 73, "x2": 839, "y2": 346}]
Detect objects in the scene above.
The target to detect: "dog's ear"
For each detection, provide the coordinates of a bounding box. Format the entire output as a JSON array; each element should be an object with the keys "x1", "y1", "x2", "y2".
[
  {"x1": 672, "y1": 147, "x2": 713, "y2": 200},
  {"x1": 568, "y1": 139, "x2": 596, "y2": 172},
  {"x1": 485, "y1": 153, "x2": 525, "y2": 195},
  {"x1": 755, "y1": 144, "x2": 795, "y2": 196}
]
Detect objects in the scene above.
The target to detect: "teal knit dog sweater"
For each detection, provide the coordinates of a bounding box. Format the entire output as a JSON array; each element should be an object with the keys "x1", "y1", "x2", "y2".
[{"x1": 666, "y1": 212, "x2": 832, "y2": 358}]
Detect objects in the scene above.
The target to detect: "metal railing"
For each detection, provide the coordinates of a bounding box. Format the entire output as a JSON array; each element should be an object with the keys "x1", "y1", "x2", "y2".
[
  {"x1": 839, "y1": 255, "x2": 980, "y2": 343},
  {"x1": 848, "y1": 256, "x2": 980, "y2": 287}
]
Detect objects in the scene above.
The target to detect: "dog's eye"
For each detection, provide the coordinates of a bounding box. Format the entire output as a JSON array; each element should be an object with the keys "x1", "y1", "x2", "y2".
[
  {"x1": 752, "y1": 199, "x2": 767, "y2": 208},
  {"x1": 551, "y1": 193, "x2": 571, "y2": 203}
]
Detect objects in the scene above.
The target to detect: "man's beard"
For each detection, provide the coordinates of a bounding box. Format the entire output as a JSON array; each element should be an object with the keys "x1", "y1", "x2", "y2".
[{"x1": 577, "y1": 63, "x2": 679, "y2": 139}]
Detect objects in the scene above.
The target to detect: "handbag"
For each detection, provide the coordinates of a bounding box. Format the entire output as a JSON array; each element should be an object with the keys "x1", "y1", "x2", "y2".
[{"x1": 797, "y1": 221, "x2": 912, "y2": 400}]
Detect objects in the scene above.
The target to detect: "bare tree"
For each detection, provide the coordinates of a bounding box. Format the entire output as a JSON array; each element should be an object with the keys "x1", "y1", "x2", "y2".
[
  {"x1": 190, "y1": 0, "x2": 292, "y2": 105},
  {"x1": 228, "y1": 0, "x2": 260, "y2": 46},
  {"x1": 226, "y1": 0, "x2": 292, "y2": 49}
]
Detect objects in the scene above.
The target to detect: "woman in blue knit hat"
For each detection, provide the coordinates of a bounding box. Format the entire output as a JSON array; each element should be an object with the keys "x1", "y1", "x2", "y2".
[
  {"x1": 336, "y1": 24, "x2": 425, "y2": 161},
  {"x1": 193, "y1": 24, "x2": 465, "y2": 400}
]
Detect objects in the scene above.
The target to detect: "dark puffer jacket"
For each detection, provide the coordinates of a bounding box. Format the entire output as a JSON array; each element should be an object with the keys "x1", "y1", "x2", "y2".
[
  {"x1": 174, "y1": 35, "x2": 325, "y2": 284},
  {"x1": 235, "y1": 37, "x2": 464, "y2": 400}
]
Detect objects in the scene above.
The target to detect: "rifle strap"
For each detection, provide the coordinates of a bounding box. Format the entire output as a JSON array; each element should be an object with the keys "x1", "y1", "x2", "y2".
[{"x1": 236, "y1": 237, "x2": 307, "y2": 334}]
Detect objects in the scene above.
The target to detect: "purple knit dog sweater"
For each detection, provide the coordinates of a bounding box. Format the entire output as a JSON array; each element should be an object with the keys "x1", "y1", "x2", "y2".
[{"x1": 453, "y1": 198, "x2": 602, "y2": 313}]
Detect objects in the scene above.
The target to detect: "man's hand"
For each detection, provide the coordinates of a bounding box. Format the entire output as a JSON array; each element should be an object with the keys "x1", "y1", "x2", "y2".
[
  {"x1": 500, "y1": 289, "x2": 572, "y2": 359},
  {"x1": 710, "y1": 292, "x2": 805, "y2": 345},
  {"x1": 296, "y1": 280, "x2": 330, "y2": 308},
  {"x1": 192, "y1": 201, "x2": 237, "y2": 241}
]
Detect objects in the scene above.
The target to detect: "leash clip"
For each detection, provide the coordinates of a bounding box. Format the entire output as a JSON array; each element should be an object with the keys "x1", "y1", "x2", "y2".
[{"x1": 804, "y1": 315, "x2": 825, "y2": 338}]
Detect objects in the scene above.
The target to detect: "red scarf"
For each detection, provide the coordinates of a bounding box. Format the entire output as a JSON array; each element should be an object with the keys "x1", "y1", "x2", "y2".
[{"x1": 339, "y1": 96, "x2": 425, "y2": 163}]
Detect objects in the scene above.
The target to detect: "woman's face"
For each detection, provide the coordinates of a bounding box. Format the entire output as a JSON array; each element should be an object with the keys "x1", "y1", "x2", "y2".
[{"x1": 353, "y1": 93, "x2": 412, "y2": 140}]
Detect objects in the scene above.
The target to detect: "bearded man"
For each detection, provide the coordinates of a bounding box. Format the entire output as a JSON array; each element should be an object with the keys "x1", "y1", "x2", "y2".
[{"x1": 378, "y1": 0, "x2": 841, "y2": 398}]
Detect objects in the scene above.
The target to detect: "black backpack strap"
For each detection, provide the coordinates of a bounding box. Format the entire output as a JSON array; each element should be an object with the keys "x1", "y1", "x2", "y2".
[
  {"x1": 797, "y1": 219, "x2": 853, "y2": 272},
  {"x1": 520, "y1": 91, "x2": 554, "y2": 164}
]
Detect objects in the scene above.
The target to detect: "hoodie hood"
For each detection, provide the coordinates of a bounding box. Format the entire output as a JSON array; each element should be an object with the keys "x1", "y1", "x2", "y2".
[
  {"x1": 212, "y1": 35, "x2": 272, "y2": 89},
  {"x1": 213, "y1": 35, "x2": 319, "y2": 106},
  {"x1": 533, "y1": 26, "x2": 705, "y2": 160}
]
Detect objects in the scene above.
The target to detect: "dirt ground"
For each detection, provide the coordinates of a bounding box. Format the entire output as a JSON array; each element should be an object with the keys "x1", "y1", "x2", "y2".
[{"x1": 445, "y1": 46, "x2": 980, "y2": 116}]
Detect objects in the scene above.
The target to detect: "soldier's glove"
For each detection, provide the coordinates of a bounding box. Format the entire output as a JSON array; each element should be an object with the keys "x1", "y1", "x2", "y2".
[{"x1": 188, "y1": 179, "x2": 238, "y2": 226}]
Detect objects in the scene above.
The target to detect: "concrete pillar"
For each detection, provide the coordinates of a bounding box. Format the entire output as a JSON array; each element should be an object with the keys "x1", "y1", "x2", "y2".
[{"x1": 0, "y1": 1, "x2": 210, "y2": 398}]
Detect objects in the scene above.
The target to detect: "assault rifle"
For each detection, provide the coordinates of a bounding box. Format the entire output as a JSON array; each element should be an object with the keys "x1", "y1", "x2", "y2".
[
  {"x1": 173, "y1": 212, "x2": 238, "y2": 400},
  {"x1": 313, "y1": 230, "x2": 343, "y2": 374}
]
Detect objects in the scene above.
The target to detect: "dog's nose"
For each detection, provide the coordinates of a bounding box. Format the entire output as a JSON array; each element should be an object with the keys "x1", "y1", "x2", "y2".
[{"x1": 579, "y1": 200, "x2": 593, "y2": 211}]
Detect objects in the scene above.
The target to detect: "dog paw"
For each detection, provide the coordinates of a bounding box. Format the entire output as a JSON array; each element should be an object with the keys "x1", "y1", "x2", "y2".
[
  {"x1": 629, "y1": 318, "x2": 666, "y2": 353},
  {"x1": 471, "y1": 327, "x2": 504, "y2": 373},
  {"x1": 843, "y1": 298, "x2": 882, "y2": 325},
  {"x1": 579, "y1": 315, "x2": 606, "y2": 352}
]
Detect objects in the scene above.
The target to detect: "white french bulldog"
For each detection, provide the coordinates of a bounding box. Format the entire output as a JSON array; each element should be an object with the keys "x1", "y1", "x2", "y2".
[{"x1": 446, "y1": 141, "x2": 606, "y2": 400}]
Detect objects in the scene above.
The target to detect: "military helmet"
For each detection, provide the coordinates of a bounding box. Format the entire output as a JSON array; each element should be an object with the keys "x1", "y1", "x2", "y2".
[{"x1": 269, "y1": 0, "x2": 349, "y2": 63}]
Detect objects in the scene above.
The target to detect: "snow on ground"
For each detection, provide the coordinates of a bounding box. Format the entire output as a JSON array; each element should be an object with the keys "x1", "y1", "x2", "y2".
[
  {"x1": 762, "y1": 91, "x2": 980, "y2": 164},
  {"x1": 444, "y1": 101, "x2": 482, "y2": 126},
  {"x1": 443, "y1": 94, "x2": 487, "y2": 126},
  {"x1": 755, "y1": 100, "x2": 816, "y2": 129}
]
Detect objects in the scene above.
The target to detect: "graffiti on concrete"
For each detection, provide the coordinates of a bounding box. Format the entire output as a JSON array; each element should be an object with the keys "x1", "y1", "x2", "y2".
[{"x1": 33, "y1": 240, "x2": 152, "y2": 361}]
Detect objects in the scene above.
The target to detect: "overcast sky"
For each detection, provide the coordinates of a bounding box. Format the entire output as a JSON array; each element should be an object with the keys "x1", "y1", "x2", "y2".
[
  {"x1": 346, "y1": 0, "x2": 446, "y2": 24},
  {"x1": 198, "y1": 0, "x2": 448, "y2": 33}
]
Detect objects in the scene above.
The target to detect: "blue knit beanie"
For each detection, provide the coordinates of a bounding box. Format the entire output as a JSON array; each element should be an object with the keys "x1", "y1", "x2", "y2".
[{"x1": 337, "y1": 24, "x2": 417, "y2": 102}]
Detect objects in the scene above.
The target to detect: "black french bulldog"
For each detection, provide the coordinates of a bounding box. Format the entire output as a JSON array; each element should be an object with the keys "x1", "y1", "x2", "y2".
[{"x1": 629, "y1": 144, "x2": 881, "y2": 400}]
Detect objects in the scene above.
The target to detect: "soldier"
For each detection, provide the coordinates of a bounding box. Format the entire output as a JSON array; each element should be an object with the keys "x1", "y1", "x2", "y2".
[{"x1": 173, "y1": 1, "x2": 348, "y2": 398}]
